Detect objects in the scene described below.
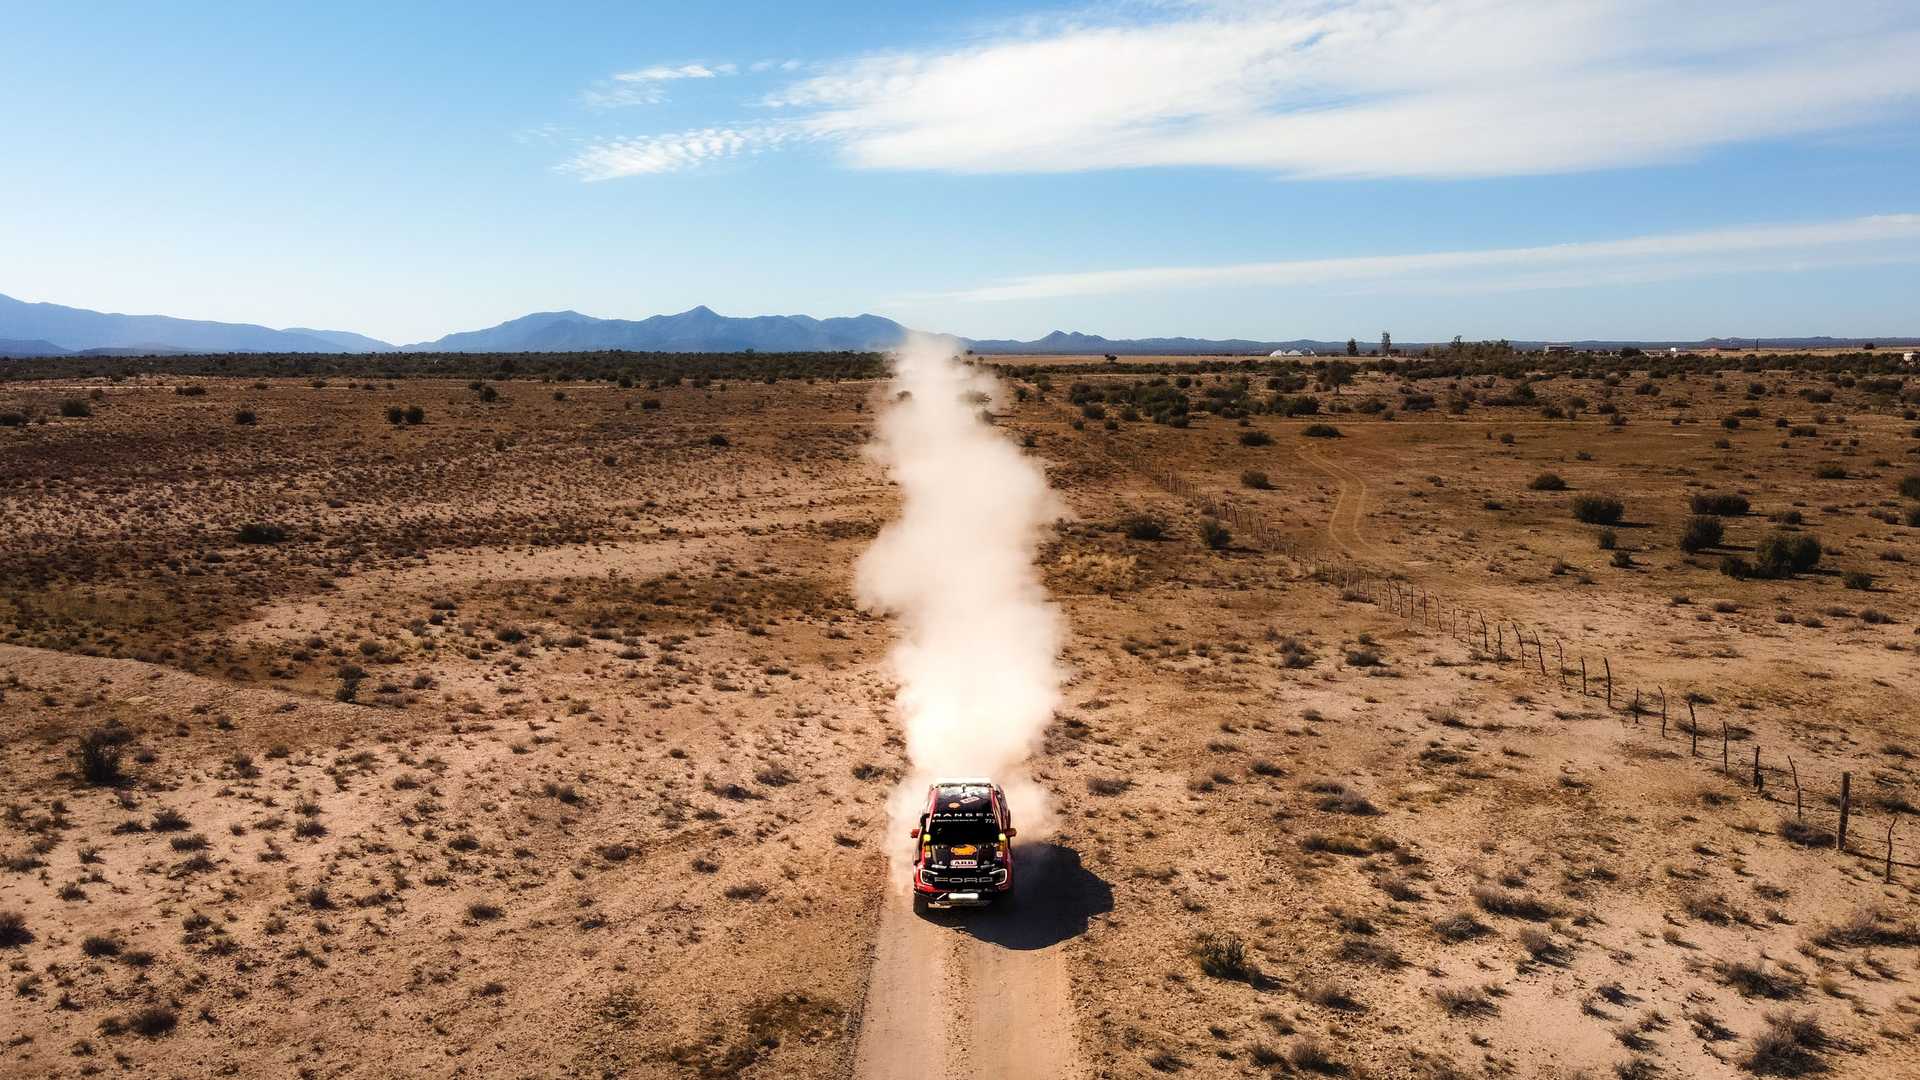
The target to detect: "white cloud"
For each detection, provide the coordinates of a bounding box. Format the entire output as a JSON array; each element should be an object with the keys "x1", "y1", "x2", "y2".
[
  {"x1": 582, "y1": 61, "x2": 737, "y2": 108},
  {"x1": 559, "y1": 125, "x2": 794, "y2": 180},
  {"x1": 767, "y1": 0, "x2": 1920, "y2": 177},
  {"x1": 933, "y1": 214, "x2": 1920, "y2": 301}
]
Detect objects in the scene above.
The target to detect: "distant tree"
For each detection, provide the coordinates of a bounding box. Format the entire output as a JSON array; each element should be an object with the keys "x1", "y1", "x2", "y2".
[
  {"x1": 1320, "y1": 360, "x2": 1354, "y2": 394},
  {"x1": 1380, "y1": 331, "x2": 1392, "y2": 356},
  {"x1": 1346, "y1": 338, "x2": 1358, "y2": 357}
]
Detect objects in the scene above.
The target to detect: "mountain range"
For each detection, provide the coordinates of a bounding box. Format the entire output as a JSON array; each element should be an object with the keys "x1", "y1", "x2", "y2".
[{"x1": 1, "y1": 291, "x2": 1913, "y2": 358}]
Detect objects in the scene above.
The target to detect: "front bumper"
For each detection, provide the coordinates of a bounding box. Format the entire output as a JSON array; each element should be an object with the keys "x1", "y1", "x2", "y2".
[{"x1": 914, "y1": 865, "x2": 1011, "y2": 906}]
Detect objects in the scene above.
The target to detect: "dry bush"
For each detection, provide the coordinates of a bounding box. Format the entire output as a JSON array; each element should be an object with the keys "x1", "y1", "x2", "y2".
[
  {"x1": 1571, "y1": 494, "x2": 1625, "y2": 525},
  {"x1": 1740, "y1": 1010, "x2": 1828, "y2": 1075},
  {"x1": 1470, "y1": 884, "x2": 1558, "y2": 921},
  {"x1": 1193, "y1": 932, "x2": 1261, "y2": 983}
]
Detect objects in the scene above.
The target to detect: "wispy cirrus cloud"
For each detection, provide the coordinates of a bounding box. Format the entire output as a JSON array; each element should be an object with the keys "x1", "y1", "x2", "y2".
[
  {"x1": 776, "y1": 0, "x2": 1920, "y2": 177},
  {"x1": 560, "y1": 2, "x2": 1920, "y2": 179},
  {"x1": 932, "y1": 215, "x2": 1920, "y2": 301},
  {"x1": 582, "y1": 61, "x2": 737, "y2": 108},
  {"x1": 559, "y1": 125, "x2": 796, "y2": 180}
]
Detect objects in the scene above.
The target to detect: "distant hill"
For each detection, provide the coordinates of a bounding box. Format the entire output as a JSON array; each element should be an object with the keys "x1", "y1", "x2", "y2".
[
  {"x1": 400, "y1": 306, "x2": 914, "y2": 353},
  {"x1": 0, "y1": 338, "x2": 69, "y2": 357},
  {"x1": 283, "y1": 327, "x2": 396, "y2": 352},
  {"x1": 0, "y1": 293, "x2": 392, "y2": 354},
  {"x1": 5, "y1": 289, "x2": 1914, "y2": 359}
]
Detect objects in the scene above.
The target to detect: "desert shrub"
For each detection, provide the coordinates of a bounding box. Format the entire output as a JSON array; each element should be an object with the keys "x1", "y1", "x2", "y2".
[
  {"x1": 1680, "y1": 515, "x2": 1724, "y2": 553},
  {"x1": 126, "y1": 1006, "x2": 178, "y2": 1038},
  {"x1": 1777, "y1": 817, "x2": 1833, "y2": 848},
  {"x1": 1123, "y1": 516, "x2": 1167, "y2": 541},
  {"x1": 1240, "y1": 469, "x2": 1271, "y2": 490},
  {"x1": 1470, "y1": 884, "x2": 1558, "y2": 921},
  {"x1": 1302, "y1": 423, "x2": 1342, "y2": 438},
  {"x1": 1432, "y1": 912, "x2": 1490, "y2": 942},
  {"x1": 1086, "y1": 776, "x2": 1132, "y2": 796},
  {"x1": 1691, "y1": 493, "x2": 1750, "y2": 516},
  {"x1": 1571, "y1": 494, "x2": 1625, "y2": 525},
  {"x1": 1899, "y1": 473, "x2": 1920, "y2": 500},
  {"x1": 1288, "y1": 1038, "x2": 1343, "y2": 1073},
  {"x1": 385, "y1": 405, "x2": 406, "y2": 424},
  {"x1": 1529, "y1": 472, "x2": 1567, "y2": 491},
  {"x1": 1193, "y1": 932, "x2": 1260, "y2": 982},
  {"x1": 1741, "y1": 1010, "x2": 1828, "y2": 1076},
  {"x1": 1433, "y1": 984, "x2": 1496, "y2": 1016},
  {"x1": 1842, "y1": 570, "x2": 1874, "y2": 591},
  {"x1": 1596, "y1": 528, "x2": 1617, "y2": 550},
  {"x1": 74, "y1": 726, "x2": 128, "y2": 785},
  {"x1": 1198, "y1": 519, "x2": 1231, "y2": 550},
  {"x1": 1753, "y1": 531, "x2": 1821, "y2": 578},
  {"x1": 233, "y1": 408, "x2": 257, "y2": 425},
  {"x1": 0, "y1": 911, "x2": 31, "y2": 947},
  {"x1": 1238, "y1": 429, "x2": 1272, "y2": 447},
  {"x1": 1610, "y1": 549, "x2": 1634, "y2": 567},
  {"x1": 1813, "y1": 463, "x2": 1848, "y2": 480},
  {"x1": 58, "y1": 398, "x2": 92, "y2": 417},
  {"x1": 237, "y1": 522, "x2": 287, "y2": 544},
  {"x1": 708, "y1": 433, "x2": 730, "y2": 447},
  {"x1": 404, "y1": 405, "x2": 425, "y2": 424}
]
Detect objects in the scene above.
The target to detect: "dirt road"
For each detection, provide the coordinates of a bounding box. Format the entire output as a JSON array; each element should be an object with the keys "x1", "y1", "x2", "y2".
[{"x1": 852, "y1": 842, "x2": 1106, "y2": 1080}]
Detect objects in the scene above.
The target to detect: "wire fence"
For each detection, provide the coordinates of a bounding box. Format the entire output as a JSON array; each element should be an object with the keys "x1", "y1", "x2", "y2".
[{"x1": 1064, "y1": 416, "x2": 1914, "y2": 878}]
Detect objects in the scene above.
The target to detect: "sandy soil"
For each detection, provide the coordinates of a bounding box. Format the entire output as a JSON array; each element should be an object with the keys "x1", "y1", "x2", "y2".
[{"x1": 2, "y1": 362, "x2": 1918, "y2": 1079}]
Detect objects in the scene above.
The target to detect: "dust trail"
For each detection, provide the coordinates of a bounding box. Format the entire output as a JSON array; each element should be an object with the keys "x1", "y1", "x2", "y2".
[{"x1": 855, "y1": 333, "x2": 1065, "y2": 876}]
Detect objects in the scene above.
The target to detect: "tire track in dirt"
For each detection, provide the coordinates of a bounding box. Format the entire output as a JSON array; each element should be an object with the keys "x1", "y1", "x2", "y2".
[
  {"x1": 851, "y1": 844, "x2": 1090, "y2": 1080},
  {"x1": 1295, "y1": 443, "x2": 1395, "y2": 564}
]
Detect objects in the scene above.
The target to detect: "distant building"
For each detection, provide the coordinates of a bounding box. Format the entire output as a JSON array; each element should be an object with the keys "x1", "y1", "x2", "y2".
[
  {"x1": 1268, "y1": 348, "x2": 1314, "y2": 357},
  {"x1": 1541, "y1": 343, "x2": 1573, "y2": 354}
]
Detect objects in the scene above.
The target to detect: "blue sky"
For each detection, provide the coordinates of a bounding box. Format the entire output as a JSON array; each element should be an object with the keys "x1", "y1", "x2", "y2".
[{"x1": 3, "y1": 0, "x2": 1918, "y2": 345}]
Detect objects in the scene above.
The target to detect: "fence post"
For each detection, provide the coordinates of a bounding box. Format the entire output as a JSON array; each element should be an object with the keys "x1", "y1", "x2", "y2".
[
  {"x1": 1789, "y1": 757, "x2": 1802, "y2": 818},
  {"x1": 1604, "y1": 657, "x2": 1613, "y2": 709},
  {"x1": 1659, "y1": 687, "x2": 1667, "y2": 736},
  {"x1": 1838, "y1": 772, "x2": 1851, "y2": 851},
  {"x1": 1688, "y1": 700, "x2": 1698, "y2": 756},
  {"x1": 1581, "y1": 658, "x2": 1588, "y2": 696},
  {"x1": 1752, "y1": 746, "x2": 1762, "y2": 794},
  {"x1": 1536, "y1": 635, "x2": 1546, "y2": 676},
  {"x1": 1721, "y1": 717, "x2": 1729, "y2": 776},
  {"x1": 1886, "y1": 821, "x2": 1897, "y2": 884}
]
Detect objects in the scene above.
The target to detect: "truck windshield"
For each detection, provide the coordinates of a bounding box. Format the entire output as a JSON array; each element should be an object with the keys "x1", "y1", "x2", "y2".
[{"x1": 927, "y1": 819, "x2": 999, "y2": 846}]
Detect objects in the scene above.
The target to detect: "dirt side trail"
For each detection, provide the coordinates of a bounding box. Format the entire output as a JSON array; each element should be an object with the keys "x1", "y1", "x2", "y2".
[{"x1": 853, "y1": 843, "x2": 1095, "y2": 1080}]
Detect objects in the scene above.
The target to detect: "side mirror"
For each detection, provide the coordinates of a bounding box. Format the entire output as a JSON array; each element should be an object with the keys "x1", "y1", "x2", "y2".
[
  {"x1": 1006, "y1": 828, "x2": 1017, "y2": 838},
  {"x1": 909, "y1": 827, "x2": 921, "y2": 839}
]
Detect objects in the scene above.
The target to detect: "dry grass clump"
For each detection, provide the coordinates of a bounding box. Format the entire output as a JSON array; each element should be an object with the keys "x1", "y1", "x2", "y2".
[
  {"x1": 1470, "y1": 884, "x2": 1558, "y2": 921},
  {"x1": 1777, "y1": 817, "x2": 1834, "y2": 848},
  {"x1": 1193, "y1": 931, "x2": 1263, "y2": 983},
  {"x1": 1740, "y1": 1010, "x2": 1829, "y2": 1075},
  {"x1": 1433, "y1": 984, "x2": 1497, "y2": 1016},
  {"x1": 1715, "y1": 957, "x2": 1805, "y2": 1000},
  {"x1": 0, "y1": 911, "x2": 31, "y2": 947},
  {"x1": 1810, "y1": 908, "x2": 1920, "y2": 950},
  {"x1": 1433, "y1": 912, "x2": 1491, "y2": 943}
]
